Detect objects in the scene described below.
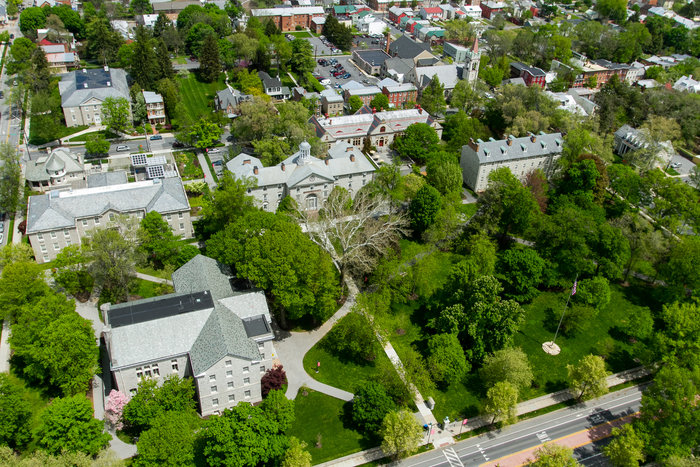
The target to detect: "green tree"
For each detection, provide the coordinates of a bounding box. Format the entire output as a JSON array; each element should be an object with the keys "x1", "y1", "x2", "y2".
[
  {"x1": 122, "y1": 375, "x2": 197, "y2": 435},
  {"x1": 531, "y1": 443, "x2": 579, "y2": 467},
  {"x1": 442, "y1": 110, "x2": 490, "y2": 153},
  {"x1": 290, "y1": 37, "x2": 314, "y2": 77},
  {"x1": 0, "y1": 374, "x2": 32, "y2": 449},
  {"x1": 475, "y1": 167, "x2": 539, "y2": 236},
  {"x1": 85, "y1": 17, "x2": 123, "y2": 65},
  {"x1": 85, "y1": 227, "x2": 137, "y2": 304},
  {"x1": 101, "y1": 97, "x2": 132, "y2": 134},
  {"x1": 352, "y1": 382, "x2": 396, "y2": 434},
  {"x1": 52, "y1": 245, "x2": 93, "y2": 297},
  {"x1": 426, "y1": 333, "x2": 469, "y2": 384},
  {"x1": 603, "y1": 424, "x2": 645, "y2": 467},
  {"x1": 484, "y1": 381, "x2": 519, "y2": 425},
  {"x1": 574, "y1": 276, "x2": 610, "y2": 311},
  {"x1": 662, "y1": 236, "x2": 700, "y2": 292},
  {"x1": 130, "y1": 26, "x2": 157, "y2": 89},
  {"x1": 0, "y1": 143, "x2": 22, "y2": 216},
  {"x1": 19, "y1": 7, "x2": 46, "y2": 39},
  {"x1": 324, "y1": 311, "x2": 377, "y2": 362},
  {"x1": 348, "y1": 95, "x2": 363, "y2": 114},
  {"x1": 185, "y1": 23, "x2": 215, "y2": 56},
  {"x1": 189, "y1": 119, "x2": 223, "y2": 149},
  {"x1": 655, "y1": 301, "x2": 700, "y2": 367},
  {"x1": 0, "y1": 261, "x2": 48, "y2": 320},
  {"x1": 282, "y1": 437, "x2": 311, "y2": 467},
  {"x1": 29, "y1": 48, "x2": 51, "y2": 94},
  {"x1": 154, "y1": 39, "x2": 174, "y2": 80},
  {"x1": 139, "y1": 211, "x2": 180, "y2": 268},
  {"x1": 369, "y1": 93, "x2": 390, "y2": 111},
  {"x1": 197, "y1": 172, "x2": 256, "y2": 238},
  {"x1": 497, "y1": 247, "x2": 545, "y2": 302},
  {"x1": 199, "y1": 33, "x2": 222, "y2": 83},
  {"x1": 480, "y1": 347, "x2": 533, "y2": 390},
  {"x1": 380, "y1": 409, "x2": 423, "y2": 460},
  {"x1": 426, "y1": 153, "x2": 462, "y2": 195},
  {"x1": 199, "y1": 401, "x2": 292, "y2": 467},
  {"x1": 133, "y1": 411, "x2": 198, "y2": 467},
  {"x1": 420, "y1": 76, "x2": 446, "y2": 116},
  {"x1": 567, "y1": 354, "x2": 610, "y2": 401},
  {"x1": 8, "y1": 37, "x2": 36, "y2": 74},
  {"x1": 409, "y1": 184, "x2": 442, "y2": 234},
  {"x1": 595, "y1": 0, "x2": 627, "y2": 21},
  {"x1": 36, "y1": 395, "x2": 112, "y2": 456},
  {"x1": 131, "y1": 0, "x2": 153, "y2": 14},
  {"x1": 0, "y1": 243, "x2": 33, "y2": 269},
  {"x1": 85, "y1": 134, "x2": 110, "y2": 156}
]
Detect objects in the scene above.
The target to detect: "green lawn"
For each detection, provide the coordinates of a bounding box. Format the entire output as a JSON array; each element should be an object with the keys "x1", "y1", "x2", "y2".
[
  {"x1": 176, "y1": 72, "x2": 226, "y2": 120},
  {"x1": 288, "y1": 390, "x2": 374, "y2": 464},
  {"x1": 69, "y1": 129, "x2": 118, "y2": 142},
  {"x1": 288, "y1": 31, "x2": 312, "y2": 38},
  {"x1": 456, "y1": 203, "x2": 478, "y2": 218},
  {"x1": 130, "y1": 278, "x2": 173, "y2": 299},
  {"x1": 665, "y1": 167, "x2": 680, "y2": 176},
  {"x1": 174, "y1": 151, "x2": 205, "y2": 180},
  {"x1": 303, "y1": 334, "x2": 397, "y2": 394}
]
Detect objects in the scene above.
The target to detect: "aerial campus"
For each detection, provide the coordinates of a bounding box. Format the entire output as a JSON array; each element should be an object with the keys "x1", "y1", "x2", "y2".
[{"x1": 0, "y1": 0, "x2": 698, "y2": 465}]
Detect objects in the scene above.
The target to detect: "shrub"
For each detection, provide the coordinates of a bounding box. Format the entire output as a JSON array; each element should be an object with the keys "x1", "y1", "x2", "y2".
[
  {"x1": 323, "y1": 311, "x2": 377, "y2": 363},
  {"x1": 261, "y1": 365, "x2": 288, "y2": 398}
]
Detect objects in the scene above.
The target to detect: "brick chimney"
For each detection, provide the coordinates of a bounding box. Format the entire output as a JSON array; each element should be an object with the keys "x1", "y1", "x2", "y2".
[
  {"x1": 468, "y1": 137, "x2": 479, "y2": 152},
  {"x1": 507, "y1": 135, "x2": 514, "y2": 146},
  {"x1": 372, "y1": 107, "x2": 376, "y2": 113},
  {"x1": 253, "y1": 166, "x2": 259, "y2": 175},
  {"x1": 281, "y1": 162, "x2": 285, "y2": 171},
  {"x1": 530, "y1": 133, "x2": 536, "y2": 143},
  {"x1": 385, "y1": 32, "x2": 391, "y2": 54}
]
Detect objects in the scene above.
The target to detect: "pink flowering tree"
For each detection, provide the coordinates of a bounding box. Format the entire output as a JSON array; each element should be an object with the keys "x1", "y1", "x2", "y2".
[{"x1": 105, "y1": 389, "x2": 129, "y2": 431}]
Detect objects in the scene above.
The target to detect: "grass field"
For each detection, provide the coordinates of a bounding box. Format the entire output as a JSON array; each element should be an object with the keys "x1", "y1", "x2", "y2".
[
  {"x1": 69, "y1": 130, "x2": 118, "y2": 142},
  {"x1": 288, "y1": 390, "x2": 374, "y2": 464},
  {"x1": 456, "y1": 203, "x2": 478, "y2": 218},
  {"x1": 303, "y1": 332, "x2": 397, "y2": 394},
  {"x1": 288, "y1": 31, "x2": 312, "y2": 38},
  {"x1": 130, "y1": 278, "x2": 173, "y2": 299},
  {"x1": 135, "y1": 266, "x2": 173, "y2": 280},
  {"x1": 176, "y1": 72, "x2": 226, "y2": 120}
]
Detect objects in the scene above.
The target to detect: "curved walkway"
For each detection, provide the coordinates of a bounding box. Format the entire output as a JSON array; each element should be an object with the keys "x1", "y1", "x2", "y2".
[{"x1": 275, "y1": 277, "x2": 358, "y2": 401}]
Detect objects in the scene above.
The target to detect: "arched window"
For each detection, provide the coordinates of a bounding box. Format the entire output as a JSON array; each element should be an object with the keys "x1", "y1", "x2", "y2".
[{"x1": 305, "y1": 194, "x2": 318, "y2": 210}]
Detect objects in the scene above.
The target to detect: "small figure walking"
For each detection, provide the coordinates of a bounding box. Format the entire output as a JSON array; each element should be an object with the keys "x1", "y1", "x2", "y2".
[{"x1": 316, "y1": 361, "x2": 320, "y2": 373}]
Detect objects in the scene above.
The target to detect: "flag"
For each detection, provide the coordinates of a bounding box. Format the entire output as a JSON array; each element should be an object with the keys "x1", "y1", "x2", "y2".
[
  {"x1": 571, "y1": 280, "x2": 577, "y2": 296},
  {"x1": 462, "y1": 418, "x2": 468, "y2": 426}
]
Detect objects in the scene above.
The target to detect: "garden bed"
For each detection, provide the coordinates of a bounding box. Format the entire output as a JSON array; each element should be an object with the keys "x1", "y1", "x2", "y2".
[{"x1": 174, "y1": 152, "x2": 205, "y2": 180}]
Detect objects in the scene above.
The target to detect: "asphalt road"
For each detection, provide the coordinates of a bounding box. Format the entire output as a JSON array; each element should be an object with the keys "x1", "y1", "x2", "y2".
[{"x1": 401, "y1": 385, "x2": 645, "y2": 467}]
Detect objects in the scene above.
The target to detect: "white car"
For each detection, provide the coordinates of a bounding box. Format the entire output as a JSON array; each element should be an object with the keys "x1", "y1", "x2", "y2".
[
  {"x1": 0, "y1": 233, "x2": 4, "y2": 244},
  {"x1": 208, "y1": 148, "x2": 221, "y2": 154},
  {"x1": 670, "y1": 162, "x2": 681, "y2": 168},
  {"x1": 116, "y1": 145, "x2": 130, "y2": 152},
  {"x1": 320, "y1": 78, "x2": 331, "y2": 85}
]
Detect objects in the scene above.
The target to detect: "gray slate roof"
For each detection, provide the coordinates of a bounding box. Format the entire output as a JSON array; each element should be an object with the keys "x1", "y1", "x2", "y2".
[
  {"x1": 59, "y1": 68, "x2": 130, "y2": 107},
  {"x1": 216, "y1": 88, "x2": 252, "y2": 111},
  {"x1": 26, "y1": 177, "x2": 189, "y2": 234},
  {"x1": 86, "y1": 171, "x2": 128, "y2": 188},
  {"x1": 463, "y1": 132, "x2": 563, "y2": 164},
  {"x1": 189, "y1": 304, "x2": 260, "y2": 376},
  {"x1": 24, "y1": 148, "x2": 83, "y2": 183},
  {"x1": 389, "y1": 35, "x2": 432, "y2": 59},
  {"x1": 413, "y1": 65, "x2": 459, "y2": 89},
  {"x1": 172, "y1": 254, "x2": 237, "y2": 302}
]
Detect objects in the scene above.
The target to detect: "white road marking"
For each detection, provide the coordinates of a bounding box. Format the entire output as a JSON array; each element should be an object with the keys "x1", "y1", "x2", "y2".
[{"x1": 443, "y1": 448, "x2": 465, "y2": 467}]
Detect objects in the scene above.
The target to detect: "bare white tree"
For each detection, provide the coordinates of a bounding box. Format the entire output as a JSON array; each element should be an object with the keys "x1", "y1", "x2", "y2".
[{"x1": 297, "y1": 188, "x2": 410, "y2": 278}]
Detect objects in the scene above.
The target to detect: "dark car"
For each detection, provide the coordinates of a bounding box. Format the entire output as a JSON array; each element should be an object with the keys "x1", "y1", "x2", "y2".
[
  {"x1": 172, "y1": 141, "x2": 186, "y2": 148},
  {"x1": 341, "y1": 73, "x2": 351, "y2": 79},
  {"x1": 9, "y1": 34, "x2": 13, "y2": 39},
  {"x1": 150, "y1": 135, "x2": 163, "y2": 140},
  {"x1": 0, "y1": 91, "x2": 4, "y2": 99}
]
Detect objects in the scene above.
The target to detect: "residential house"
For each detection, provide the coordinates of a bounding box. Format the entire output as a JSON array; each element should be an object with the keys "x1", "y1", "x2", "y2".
[
  {"x1": 613, "y1": 124, "x2": 675, "y2": 168},
  {"x1": 59, "y1": 67, "x2": 131, "y2": 127},
  {"x1": 137, "y1": 14, "x2": 160, "y2": 28},
  {"x1": 439, "y1": 4, "x2": 456, "y2": 19},
  {"x1": 480, "y1": 0, "x2": 506, "y2": 18},
  {"x1": 25, "y1": 147, "x2": 86, "y2": 192},
  {"x1": 673, "y1": 75, "x2": 700, "y2": 93},
  {"x1": 379, "y1": 77, "x2": 418, "y2": 108},
  {"x1": 320, "y1": 88, "x2": 344, "y2": 116},
  {"x1": 226, "y1": 141, "x2": 375, "y2": 211},
  {"x1": 416, "y1": 26, "x2": 445, "y2": 43},
  {"x1": 152, "y1": 1, "x2": 200, "y2": 14},
  {"x1": 103, "y1": 254, "x2": 278, "y2": 416},
  {"x1": 215, "y1": 88, "x2": 253, "y2": 117},
  {"x1": 460, "y1": 133, "x2": 563, "y2": 192},
  {"x1": 419, "y1": 6, "x2": 444, "y2": 20},
  {"x1": 333, "y1": 4, "x2": 357, "y2": 16},
  {"x1": 310, "y1": 106, "x2": 442, "y2": 151},
  {"x1": 388, "y1": 35, "x2": 435, "y2": 63},
  {"x1": 345, "y1": 85, "x2": 382, "y2": 105},
  {"x1": 626, "y1": 61, "x2": 645, "y2": 84},
  {"x1": 258, "y1": 71, "x2": 291, "y2": 101},
  {"x1": 388, "y1": 6, "x2": 413, "y2": 24},
  {"x1": 26, "y1": 177, "x2": 192, "y2": 263},
  {"x1": 460, "y1": 5, "x2": 483, "y2": 19},
  {"x1": 251, "y1": 6, "x2": 325, "y2": 32},
  {"x1": 443, "y1": 42, "x2": 469, "y2": 63},
  {"x1": 355, "y1": 14, "x2": 389, "y2": 36},
  {"x1": 143, "y1": 91, "x2": 166, "y2": 125},
  {"x1": 405, "y1": 19, "x2": 430, "y2": 34},
  {"x1": 510, "y1": 62, "x2": 546, "y2": 87},
  {"x1": 292, "y1": 87, "x2": 322, "y2": 116},
  {"x1": 352, "y1": 49, "x2": 392, "y2": 75},
  {"x1": 368, "y1": 0, "x2": 393, "y2": 12},
  {"x1": 41, "y1": 43, "x2": 79, "y2": 73}
]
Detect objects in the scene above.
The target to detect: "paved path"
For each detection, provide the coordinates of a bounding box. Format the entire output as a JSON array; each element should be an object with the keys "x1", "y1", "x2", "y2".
[
  {"x1": 0, "y1": 319, "x2": 10, "y2": 373},
  {"x1": 197, "y1": 152, "x2": 218, "y2": 190},
  {"x1": 275, "y1": 277, "x2": 358, "y2": 401},
  {"x1": 135, "y1": 272, "x2": 173, "y2": 286}
]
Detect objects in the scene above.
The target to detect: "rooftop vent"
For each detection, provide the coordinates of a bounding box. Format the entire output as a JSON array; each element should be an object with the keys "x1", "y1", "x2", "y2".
[
  {"x1": 83, "y1": 83, "x2": 88, "y2": 88},
  {"x1": 107, "y1": 81, "x2": 111, "y2": 87}
]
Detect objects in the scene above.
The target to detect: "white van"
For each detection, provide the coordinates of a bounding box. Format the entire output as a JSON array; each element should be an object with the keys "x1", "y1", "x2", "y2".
[{"x1": 116, "y1": 145, "x2": 130, "y2": 152}]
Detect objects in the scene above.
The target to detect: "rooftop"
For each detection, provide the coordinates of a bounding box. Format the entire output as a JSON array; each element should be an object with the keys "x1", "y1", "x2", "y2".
[
  {"x1": 463, "y1": 132, "x2": 564, "y2": 165},
  {"x1": 107, "y1": 290, "x2": 214, "y2": 328},
  {"x1": 354, "y1": 49, "x2": 391, "y2": 66}
]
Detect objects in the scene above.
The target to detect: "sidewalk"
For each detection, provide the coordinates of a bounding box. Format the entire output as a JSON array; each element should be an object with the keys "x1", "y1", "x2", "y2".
[
  {"x1": 0, "y1": 319, "x2": 10, "y2": 373},
  {"x1": 197, "y1": 152, "x2": 217, "y2": 190},
  {"x1": 135, "y1": 272, "x2": 173, "y2": 286}
]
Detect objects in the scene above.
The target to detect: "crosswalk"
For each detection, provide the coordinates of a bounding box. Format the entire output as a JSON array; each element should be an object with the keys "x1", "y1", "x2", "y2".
[{"x1": 443, "y1": 447, "x2": 465, "y2": 467}]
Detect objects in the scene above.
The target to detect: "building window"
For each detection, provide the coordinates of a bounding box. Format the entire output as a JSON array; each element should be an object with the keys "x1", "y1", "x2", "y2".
[
  {"x1": 228, "y1": 394, "x2": 235, "y2": 402},
  {"x1": 40, "y1": 245, "x2": 47, "y2": 253},
  {"x1": 261, "y1": 353, "x2": 265, "y2": 360},
  {"x1": 166, "y1": 214, "x2": 172, "y2": 220},
  {"x1": 209, "y1": 375, "x2": 216, "y2": 382},
  {"x1": 50, "y1": 231, "x2": 57, "y2": 239},
  {"x1": 82, "y1": 219, "x2": 88, "y2": 227},
  {"x1": 109, "y1": 213, "x2": 115, "y2": 221},
  {"x1": 227, "y1": 381, "x2": 234, "y2": 389},
  {"x1": 43, "y1": 255, "x2": 49, "y2": 262},
  {"x1": 211, "y1": 385, "x2": 217, "y2": 393},
  {"x1": 179, "y1": 223, "x2": 184, "y2": 230},
  {"x1": 53, "y1": 243, "x2": 60, "y2": 251},
  {"x1": 153, "y1": 365, "x2": 160, "y2": 376},
  {"x1": 305, "y1": 194, "x2": 318, "y2": 210},
  {"x1": 136, "y1": 367, "x2": 143, "y2": 379},
  {"x1": 64, "y1": 230, "x2": 70, "y2": 238},
  {"x1": 178, "y1": 212, "x2": 183, "y2": 219},
  {"x1": 243, "y1": 366, "x2": 249, "y2": 373},
  {"x1": 244, "y1": 390, "x2": 251, "y2": 399},
  {"x1": 37, "y1": 233, "x2": 43, "y2": 240},
  {"x1": 171, "y1": 359, "x2": 179, "y2": 372},
  {"x1": 258, "y1": 342, "x2": 265, "y2": 350},
  {"x1": 144, "y1": 366, "x2": 152, "y2": 378},
  {"x1": 95, "y1": 217, "x2": 100, "y2": 225},
  {"x1": 226, "y1": 370, "x2": 233, "y2": 378},
  {"x1": 244, "y1": 377, "x2": 250, "y2": 385},
  {"x1": 260, "y1": 365, "x2": 266, "y2": 373},
  {"x1": 212, "y1": 398, "x2": 219, "y2": 407},
  {"x1": 225, "y1": 360, "x2": 232, "y2": 367}
]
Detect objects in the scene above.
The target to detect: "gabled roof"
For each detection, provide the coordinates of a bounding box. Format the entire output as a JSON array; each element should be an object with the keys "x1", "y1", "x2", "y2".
[
  {"x1": 24, "y1": 148, "x2": 83, "y2": 183},
  {"x1": 388, "y1": 35, "x2": 432, "y2": 59},
  {"x1": 59, "y1": 68, "x2": 130, "y2": 108},
  {"x1": 172, "y1": 254, "x2": 237, "y2": 302},
  {"x1": 462, "y1": 132, "x2": 563, "y2": 165},
  {"x1": 412, "y1": 65, "x2": 460, "y2": 89}
]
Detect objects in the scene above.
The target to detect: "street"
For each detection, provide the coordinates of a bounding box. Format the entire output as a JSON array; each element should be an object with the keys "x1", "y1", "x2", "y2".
[{"x1": 401, "y1": 385, "x2": 645, "y2": 467}]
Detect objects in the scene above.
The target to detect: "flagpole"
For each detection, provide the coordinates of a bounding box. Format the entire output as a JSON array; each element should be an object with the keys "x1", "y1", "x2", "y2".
[{"x1": 551, "y1": 274, "x2": 578, "y2": 347}]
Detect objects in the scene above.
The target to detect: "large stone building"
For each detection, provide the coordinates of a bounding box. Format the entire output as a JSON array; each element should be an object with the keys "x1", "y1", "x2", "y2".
[
  {"x1": 460, "y1": 132, "x2": 563, "y2": 192},
  {"x1": 103, "y1": 255, "x2": 277, "y2": 417},
  {"x1": 226, "y1": 141, "x2": 376, "y2": 212},
  {"x1": 251, "y1": 6, "x2": 324, "y2": 32},
  {"x1": 26, "y1": 177, "x2": 191, "y2": 263},
  {"x1": 59, "y1": 67, "x2": 131, "y2": 127},
  {"x1": 310, "y1": 106, "x2": 442, "y2": 151}
]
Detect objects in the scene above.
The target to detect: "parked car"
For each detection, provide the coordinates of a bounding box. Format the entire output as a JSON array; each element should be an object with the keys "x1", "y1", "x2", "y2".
[
  {"x1": 341, "y1": 73, "x2": 351, "y2": 79},
  {"x1": 0, "y1": 223, "x2": 4, "y2": 233},
  {"x1": 0, "y1": 91, "x2": 4, "y2": 99},
  {"x1": 116, "y1": 145, "x2": 130, "y2": 151},
  {"x1": 317, "y1": 59, "x2": 327, "y2": 65},
  {"x1": 0, "y1": 233, "x2": 3, "y2": 244},
  {"x1": 320, "y1": 78, "x2": 331, "y2": 85},
  {"x1": 208, "y1": 148, "x2": 221, "y2": 154},
  {"x1": 212, "y1": 160, "x2": 223, "y2": 167},
  {"x1": 172, "y1": 141, "x2": 185, "y2": 148},
  {"x1": 671, "y1": 162, "x2": 682, "y2": 168},
  {"x1": 150, "y1": 135, "x2": 163, "y2": 140}
]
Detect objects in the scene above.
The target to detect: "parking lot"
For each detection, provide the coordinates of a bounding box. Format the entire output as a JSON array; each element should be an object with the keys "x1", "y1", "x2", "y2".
[
  {"x1": 669, "y1": 153, "x2": 695, "y2": 176},
  {"x1": 313, "y1": 55, "x2": 381, "y2": 91},
  {"x1": 208, "y1": 150, "x2": 225, "y2": 178}
]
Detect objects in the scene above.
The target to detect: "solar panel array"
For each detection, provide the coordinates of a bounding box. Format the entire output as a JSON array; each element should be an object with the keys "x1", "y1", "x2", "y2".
[
  {"x1": 131, "y1": 153, "x2": 148, "y2": 167},
  {"x1": 146, "y1": 165, "x2": 165, "y2": 179}
]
